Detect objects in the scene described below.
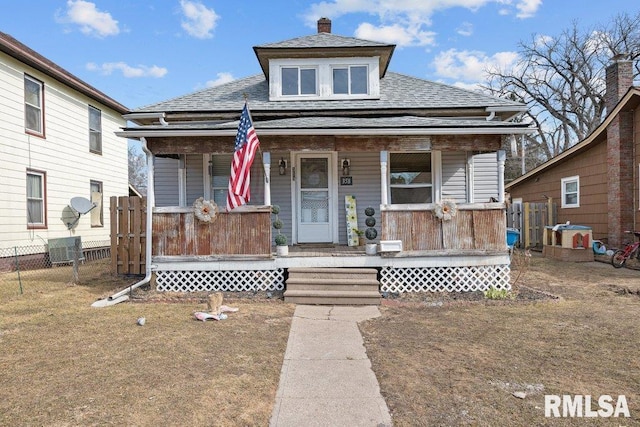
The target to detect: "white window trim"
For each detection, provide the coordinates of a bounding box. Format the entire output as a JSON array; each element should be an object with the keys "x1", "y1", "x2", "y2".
[
  {"x1": 280, "y1": 66, "x2": 318, "y2": 97},
  {"x1": 561, "y1": 175, "x2": 580, "y2": 208},
  {"x1": 387, "y1": 151, "x2": 438, "y2": 205},
  {"x1": 24, "y1": 74, "x2": 44, "y2": 136},
  {"x1": 269, "y1": 57, "x2": 380, "y2": 101},
  {"x1": 331, "y1": 64, "x2": 369, "y2": 95}
]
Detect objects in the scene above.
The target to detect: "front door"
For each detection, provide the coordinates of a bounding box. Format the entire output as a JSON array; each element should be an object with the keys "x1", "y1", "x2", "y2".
[{"x1": 296, "y1": 154, "x2": 334, "y2": 243}]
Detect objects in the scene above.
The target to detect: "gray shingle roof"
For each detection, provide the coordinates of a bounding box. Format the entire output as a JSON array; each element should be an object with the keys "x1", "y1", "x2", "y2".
[
  {"x1": 134, "y1": 72, "x2": 523, "y2": 113},
  {"x1": 255, "y1": 32, "x2": 392, "y2": 49}
]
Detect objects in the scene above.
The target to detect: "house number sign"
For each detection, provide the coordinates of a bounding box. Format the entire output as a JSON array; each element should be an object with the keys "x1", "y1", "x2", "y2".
[{"x1": 340, "y1": 176, "x2": 353, "y2": 185}]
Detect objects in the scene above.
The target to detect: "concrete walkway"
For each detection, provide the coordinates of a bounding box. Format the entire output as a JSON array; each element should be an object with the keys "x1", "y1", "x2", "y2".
[{"x1": 270, "y1": 305, "x2": 392, "y2": 427}]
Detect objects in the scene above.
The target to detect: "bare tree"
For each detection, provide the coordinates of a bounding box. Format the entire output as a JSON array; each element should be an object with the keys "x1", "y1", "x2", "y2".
[
  {"x1": 128, "y1": 144, "x2": 147, "y2": 193},
  {"x1": 486, "y1": 11, "x2": 640, "y2": 179}
]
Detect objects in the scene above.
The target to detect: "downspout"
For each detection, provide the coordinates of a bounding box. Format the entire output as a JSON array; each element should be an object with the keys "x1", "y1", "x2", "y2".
[{"x1": 92, "y1": 137, "x2": 154, "y2": 307}]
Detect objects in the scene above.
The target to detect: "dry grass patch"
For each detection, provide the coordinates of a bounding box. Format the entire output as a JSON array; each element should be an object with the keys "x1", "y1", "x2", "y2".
[
  {"x1": 0, "y1": 272, "x2": 294, "y2": 426},
  {"x1": 361, "y1": 254, "x2": 640, "y2": 426}
]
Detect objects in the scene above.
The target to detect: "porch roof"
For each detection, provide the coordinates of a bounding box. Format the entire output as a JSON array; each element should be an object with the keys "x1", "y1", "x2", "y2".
[{"x1": 118, "y1": 115, "x2": 533, "y2": 138}]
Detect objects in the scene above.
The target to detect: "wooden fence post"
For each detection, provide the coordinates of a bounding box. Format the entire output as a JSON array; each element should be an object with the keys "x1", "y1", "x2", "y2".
[{"x1": 523, "y1": 202, "x2": 530, "y2": 248}]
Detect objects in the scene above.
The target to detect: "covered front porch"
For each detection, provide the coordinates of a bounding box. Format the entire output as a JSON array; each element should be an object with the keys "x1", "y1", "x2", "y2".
[{"x1": 150, "y1": 201, "x2": 511, "y2": 297}]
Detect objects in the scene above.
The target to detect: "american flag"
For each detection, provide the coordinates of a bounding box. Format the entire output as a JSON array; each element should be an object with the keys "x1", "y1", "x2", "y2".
[{"x1": 227, "y1": 103, "x2": 260, "y2": 210}]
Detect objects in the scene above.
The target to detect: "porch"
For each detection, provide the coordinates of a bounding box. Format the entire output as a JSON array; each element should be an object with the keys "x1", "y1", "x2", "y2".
[{"x1": 146, "y1": 202, "x2": 511, "y2": 297}]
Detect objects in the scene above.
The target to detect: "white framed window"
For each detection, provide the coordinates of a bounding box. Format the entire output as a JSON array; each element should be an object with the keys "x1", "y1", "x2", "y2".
[
  {"x1": 89, "y1": 106, "x2": 102, "y2": 154},
  {"x1": 24, "y1": 74, "x2": 44, "y2": 136},
  {"x1": 332, "y1": 65, "x2": 368, "y2": 95},
  {"x1": 27, "y1": 170, "x2": 46, "y2": 228},
  {"x1": 389, "y1": 152, "x2": 433, "y2": 204},
  {"x1": 269, "y1": 57, "x2": 379, "y2": 101},
  {"x1": 561, "y1": 176, "x2": 580, "y2": 208},
  {"x1": 281, "y1": 67, "x2": 317, "y2": 96},
  {"x1": 90, "y1": 180, "x2": 103, "y2": 227}
]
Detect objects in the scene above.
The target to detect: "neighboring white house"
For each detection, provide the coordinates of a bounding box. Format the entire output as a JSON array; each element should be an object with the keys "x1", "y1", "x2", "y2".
[{"x1": 0, "y1": 32, "x2": 129, "y2": 251}]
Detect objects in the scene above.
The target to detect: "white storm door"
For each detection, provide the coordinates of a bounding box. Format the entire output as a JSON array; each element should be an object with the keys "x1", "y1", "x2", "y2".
[{"x1": 296, "y1": 154, "x2": 333, "y2": 243}]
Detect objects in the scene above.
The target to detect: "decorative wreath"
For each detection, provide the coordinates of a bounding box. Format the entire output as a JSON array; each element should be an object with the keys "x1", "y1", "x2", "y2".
[
  {"x1": 434, "y1": 199, "x2": 457, "y2": 221},
  {"x1": 193, "y1": 197, "x2": 218, "y2": 223}
]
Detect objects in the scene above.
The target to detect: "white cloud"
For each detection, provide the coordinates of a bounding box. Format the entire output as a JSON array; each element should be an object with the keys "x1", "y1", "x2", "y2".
[
  {"x1": 303, "y1": 0, "x2": 542, "y2": 46},
  {"x1": 86, "y1": 62, "x2": 168, "y2": 78},
  {"x1": 206, "y1": 72, "x2": 235, "y2": 87},
  {"x1": 456, "y1": 22, "x2": 473, "y2": 37},
  {"x1": 355, "y1": 22, "x2": 436, "y2": 46},
  {"x1": 515, "y1": 0, "x2": 542, "y2": 18},
  {"x1": 56, "y1": 0, "x2": 119, "y2": 37},
  {"x1": 433, "y1": 48, "x2": 519, "y2": 83},
  {"x1": 180, "y1": 0, "x2": 219, "y2": 39}
]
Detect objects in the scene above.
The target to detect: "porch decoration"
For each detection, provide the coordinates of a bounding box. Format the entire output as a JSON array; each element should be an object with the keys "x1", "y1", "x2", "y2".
[
  {"x1": 193, "y1": 197, "x2": 218, "y2": 223},
  {"x1": 434, "y1": 199, "x2": 457, "y2": 221},
  {"x1": 345, "y1": 195, "x2": 359, "y2": 246},
  {"x1": 364, "y1": 207, "x2": 377, "y2": 255},
  {"x1": 272, "y1": 205, "x2": 288, "y2": 256}
]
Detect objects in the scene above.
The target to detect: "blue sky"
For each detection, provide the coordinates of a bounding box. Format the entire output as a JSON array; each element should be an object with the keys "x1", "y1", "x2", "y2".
[{"x1": 0, "y1": 1, "x2": 637, "y2": 110}]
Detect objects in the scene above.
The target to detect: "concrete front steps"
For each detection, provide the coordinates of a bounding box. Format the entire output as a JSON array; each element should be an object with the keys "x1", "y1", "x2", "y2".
[{"x1": 284, "y1": 267, "x2": 381, "y2": 305}]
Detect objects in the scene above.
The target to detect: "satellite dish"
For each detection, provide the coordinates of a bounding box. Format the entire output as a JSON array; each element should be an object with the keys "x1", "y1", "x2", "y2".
[
  {"x1": 70, "y1": 197, "x2": 96, "y2": 215},
  {"x1": 63, "y1": 197, "x2": 97, "y2": 229}
]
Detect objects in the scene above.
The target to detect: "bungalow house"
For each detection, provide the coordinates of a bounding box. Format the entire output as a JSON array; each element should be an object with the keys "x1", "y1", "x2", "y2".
[
  {"x1": 0, "y1": 32, "x2": 129, "y2": 257},
  {"x1": 506, "y1": 58, "x2": 639, "y2": 250},
  {"x1": 118, "y1": 19, "x2": 531, "y2": 304}
]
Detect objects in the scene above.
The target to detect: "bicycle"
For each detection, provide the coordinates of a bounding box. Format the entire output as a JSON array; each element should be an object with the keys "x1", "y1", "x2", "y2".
[{"x1": 611, "y1": 231, "x2": 640, "y2": 268}]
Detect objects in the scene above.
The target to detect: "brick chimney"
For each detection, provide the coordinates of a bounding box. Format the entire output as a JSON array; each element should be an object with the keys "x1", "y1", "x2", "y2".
[
  {"x1": 605, "y1": 56, "x2": 634, "y2": 247},
  {"x1": 605, "y1": 56, "x2": 633, "y2": 113},
  {"x1": 317, "y1": 17, "x2": 331, "y2": 33}
]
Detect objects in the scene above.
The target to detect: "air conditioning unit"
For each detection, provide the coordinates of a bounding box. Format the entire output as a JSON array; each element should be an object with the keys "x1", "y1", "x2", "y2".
[{"x1": 48, "y1": 237, "x2": 84, "y2": 264}]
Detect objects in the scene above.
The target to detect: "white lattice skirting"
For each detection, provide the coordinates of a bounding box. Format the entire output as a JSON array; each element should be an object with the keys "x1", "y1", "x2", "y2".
[
  {"x1": 380, "y1": 265, "x2": 511, "y2": 293},
  {"x1": 155, "y1": 269, "x2": 285, "y2": 292}
]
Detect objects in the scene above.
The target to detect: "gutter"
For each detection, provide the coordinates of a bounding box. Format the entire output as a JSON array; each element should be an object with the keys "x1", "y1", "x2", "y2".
[{"x1": 92, "y1": 137, "x2": 154, "y2": 307}]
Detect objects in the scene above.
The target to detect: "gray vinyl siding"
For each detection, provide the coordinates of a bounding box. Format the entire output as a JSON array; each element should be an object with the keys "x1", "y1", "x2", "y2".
[
  {"x1": 441, "y1": 151, "x2": 468, "y2": 203},
  {"x1": 270, "y1": 152, "x2": 292, "y2": 244},
  {"x1": 472, "y1": 152, "x2": 499, "y2": 202},
  {"x1": 186, "y1": 154, "x2": 204, "y2": 205},
  {"x1": 337, "y1": 152, "x2": 381, "y2": 244},
  {"x1": 154, "y1": 156, "x2": 179, "y2": 207}
]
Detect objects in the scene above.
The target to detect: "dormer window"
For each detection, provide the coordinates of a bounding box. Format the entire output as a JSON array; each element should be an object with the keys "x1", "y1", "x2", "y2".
[
  {"x1": 333, "y1": 65, "x2": 368, "y2": 95},
  {"x1": 282, "y1": 67, "x2": 317, "y2": 96},
  {"x1": 270, "y1": 57, "x2": 379, "y2": 101}
]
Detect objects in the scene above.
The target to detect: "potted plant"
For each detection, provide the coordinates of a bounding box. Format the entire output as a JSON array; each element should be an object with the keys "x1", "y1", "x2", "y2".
[
  {"x1": 364, "y1": 207, "x2": 378, "y2": 255},
  {"x1": 353, "y1": 228, "x2": 365, "y2": 246},
  {"x1": 272, "y1": 205, "x2": 288, "y2": 256}
]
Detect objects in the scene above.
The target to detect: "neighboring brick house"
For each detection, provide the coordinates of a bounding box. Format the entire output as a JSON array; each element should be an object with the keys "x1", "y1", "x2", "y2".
[{"x1": 506, "y1": 59, "x2": 640, "y2": 248}]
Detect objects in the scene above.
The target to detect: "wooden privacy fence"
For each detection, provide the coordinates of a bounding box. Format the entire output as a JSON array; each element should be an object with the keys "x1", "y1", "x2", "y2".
[
  {"x1": 111, "y1": 196, "x2": 146, "y2": 275},
  {"x1": 506, "y1": 199, "x2": 556, "y2": 249}
]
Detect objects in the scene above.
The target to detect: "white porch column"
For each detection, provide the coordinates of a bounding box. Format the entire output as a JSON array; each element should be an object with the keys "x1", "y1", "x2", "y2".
[
  {"x1": 263, "y1": 152, "x2": 271, "y2": 206},
  {"x1": 467, "y1": 153, "x2": 474, "y2": 203},
  {"x1": 497, "y1": 149, "x2": 506, "y2": 203},
  {"x1": 380, "y1": 151, "x2": 388, "y2": 204}
]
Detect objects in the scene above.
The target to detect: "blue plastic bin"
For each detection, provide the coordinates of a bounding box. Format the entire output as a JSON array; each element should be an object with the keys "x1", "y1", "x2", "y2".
[{"x1": 506, "y1": 228, "x2": 520, "y2": 248}]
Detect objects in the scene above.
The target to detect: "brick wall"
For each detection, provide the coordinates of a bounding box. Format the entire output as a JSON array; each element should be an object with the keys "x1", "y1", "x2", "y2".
[{"x1": 605, "y1": 59, "x2": 635, "y2": 247}]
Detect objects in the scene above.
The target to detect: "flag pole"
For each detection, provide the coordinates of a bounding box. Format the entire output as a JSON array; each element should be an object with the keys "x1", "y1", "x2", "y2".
[{"x1": 243, "y1": 93, "x2": 269, "y2": 185}]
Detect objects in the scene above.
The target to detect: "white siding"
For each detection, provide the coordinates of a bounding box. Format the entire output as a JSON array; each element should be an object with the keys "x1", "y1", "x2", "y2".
[
  {"x1": 0, "y1": 52, "x2": 128, "y2": 249},
  {"x1": 441, "y1": 151, "x2": 468, "y2": 203},
  {"x1": 472, "y1": 152, "x2": 499, "y2": 202}
]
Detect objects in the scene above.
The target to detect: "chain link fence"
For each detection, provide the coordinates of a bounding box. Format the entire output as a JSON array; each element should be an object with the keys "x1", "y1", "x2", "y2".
[{"x1": 0, "y1": 239, "x2": 112, "y2": 300}]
